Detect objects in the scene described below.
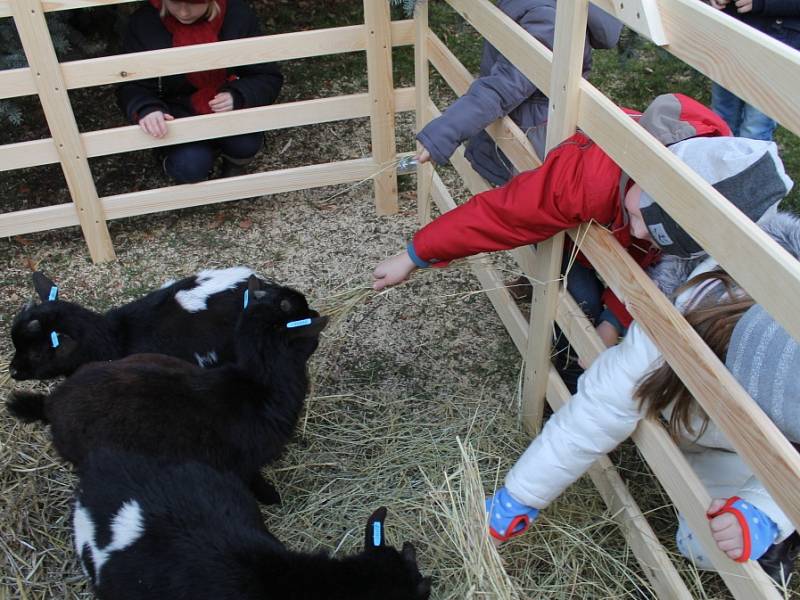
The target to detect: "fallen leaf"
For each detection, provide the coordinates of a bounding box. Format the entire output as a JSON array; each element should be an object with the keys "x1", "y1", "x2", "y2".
[{"x1": 239, "y1": 219, "x2": 253, "y2": 230}]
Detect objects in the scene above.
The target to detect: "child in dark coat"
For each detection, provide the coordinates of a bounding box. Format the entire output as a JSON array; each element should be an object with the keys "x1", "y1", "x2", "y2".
[{"x1": 117, "y1": 0, "x2": 283, "y2": 183}]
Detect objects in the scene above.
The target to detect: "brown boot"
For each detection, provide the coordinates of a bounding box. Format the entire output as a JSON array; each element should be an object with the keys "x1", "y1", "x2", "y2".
[{"x1": 506, "y1": 275, "x2": 533, "y2": 302}]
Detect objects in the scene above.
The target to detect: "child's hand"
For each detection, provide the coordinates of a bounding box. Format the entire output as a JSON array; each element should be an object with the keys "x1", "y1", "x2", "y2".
[
  {"x1": 732, "y1": 0, "x2": 752, "y2": 12},
  {"x1": 709, "y1": 0, "x2": 729, "y2": 9},
  {"x1": 415, "y1": 148, "x2": 432, "y2": 165},
  {"x1": 372, "y1": 251, "x2": 417, "y2": 291},
  {"x1": 708, "y1": 498, "x2": 745, "y2": 560},
  {"x1": 707, "y1": 497, "x2": 779, "y2": 562},
  {"x1": 596, "y1": 320, "x2": 620, "y2": 348},
  {"x1": 138, "y1": 111, "x2": 174, "y2": 138},
  {"x1": 486, "y1": 487, "x2": 539, "y2": 543},
  {"x1": 209, "y1": 92, "x2": 234, "y2": 113}
]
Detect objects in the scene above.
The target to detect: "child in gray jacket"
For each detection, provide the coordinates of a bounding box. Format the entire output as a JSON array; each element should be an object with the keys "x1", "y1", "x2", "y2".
[{"x1": 415, "y1": 0, "x2": 622, "y2": 185}]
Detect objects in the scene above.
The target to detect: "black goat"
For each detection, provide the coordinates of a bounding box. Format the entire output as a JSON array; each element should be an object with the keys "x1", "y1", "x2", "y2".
[
  {"x1": 73, "y1": 449, "x2": 431, "y2": 600},
  {"x1": 10, "y1": 267, "x2": 266, "y2": 380},
  {"x1": 7, "y1": 276, "x2": 327, "y2": 504}
]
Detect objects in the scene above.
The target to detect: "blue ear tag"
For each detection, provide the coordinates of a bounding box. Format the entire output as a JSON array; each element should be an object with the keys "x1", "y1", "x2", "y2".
[
  {"x1": 50, "y1": 331, "x2": 60, "y2": 348},
  {"x1": 243, "y1": 289, "x2": 249, "y2": 309},
  {"x1": 48, "y1": 286, "x2": 58, "y2": 301},
  {"x1": 372, "y1": 521, "x2": 383, "y2": 547},
  {"x1": 286, "y1": 318, "x2": 312, "y2": 329}
]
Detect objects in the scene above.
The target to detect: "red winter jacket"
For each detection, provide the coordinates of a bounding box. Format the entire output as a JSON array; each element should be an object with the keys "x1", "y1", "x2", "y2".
[{"x1": 410, "y1": 93, "x2": 731, "y2": 327}]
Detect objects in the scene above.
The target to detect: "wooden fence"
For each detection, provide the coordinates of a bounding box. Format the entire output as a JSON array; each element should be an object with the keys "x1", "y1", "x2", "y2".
[{"x1": 2, "y1": 0, "x2": 800, "y2": 597}]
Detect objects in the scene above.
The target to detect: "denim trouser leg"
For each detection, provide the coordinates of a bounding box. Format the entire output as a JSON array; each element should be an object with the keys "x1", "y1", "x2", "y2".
[
  {"x1": 217, "y1": 132, "x2": 264, "y2": 160},
  {"x1": 164, "y1": 141, "x2": 216, "y2": 184},
  {"x1": 739, "y1": 103, "x2": 777, "y2": 141},
  {"x1": 711, "y1": 82, "x2": 744, "y2": 136},
  {"x1": 563, "y1": 257, "x2": 604, "y2": 324}
]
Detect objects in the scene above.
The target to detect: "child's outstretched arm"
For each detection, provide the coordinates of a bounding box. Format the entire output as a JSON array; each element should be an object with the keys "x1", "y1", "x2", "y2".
[{"x1": 503, "y1": 322, "x2": 659, "y2": 510}]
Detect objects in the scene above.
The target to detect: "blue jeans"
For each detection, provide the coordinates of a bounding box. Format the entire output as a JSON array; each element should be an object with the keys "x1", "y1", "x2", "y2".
[
  {"x1": 164, "y1": 132, "x2": 263, "y2": 184},
  {"x1": 562, "y1": 256, "x2": 625, "y2": 334},
  {"x1": 711, "y1": 83, "x2": 776, "y2": 141}
]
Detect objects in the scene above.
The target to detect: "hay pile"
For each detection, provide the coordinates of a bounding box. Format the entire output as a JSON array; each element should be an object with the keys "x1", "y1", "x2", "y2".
[{"x1": 1, "y1": 116, "x2": 790, "y2": 600}]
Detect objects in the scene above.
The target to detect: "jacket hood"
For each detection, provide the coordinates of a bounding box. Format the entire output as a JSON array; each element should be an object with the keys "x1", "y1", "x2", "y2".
[
  {"x1": 639, "y1": 93, "x2": 732, "y2": 146},
  {"x1": 648, "y1": 211, "x2": 800, "y2": 298},
  {"x1": 639, "y1": 136, "x2": 793, "y2": 259}
]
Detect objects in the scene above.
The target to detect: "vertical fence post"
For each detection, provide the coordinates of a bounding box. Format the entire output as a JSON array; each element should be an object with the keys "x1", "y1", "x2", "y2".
[
  {"x1": 364, "y1": 0, "x2": 399, "y2": 215},
  {"x1": 414, "y1": 0, "x2": 433, "y2": 225},
  {"x1": 520, "y1": 0, "x2": 587, "y2": 432},
  {"x1": 11, "y1": 0, "x2": 115, "y2": 263}
]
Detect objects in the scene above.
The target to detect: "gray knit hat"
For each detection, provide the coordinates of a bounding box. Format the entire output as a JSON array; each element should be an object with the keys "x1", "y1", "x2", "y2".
[
  {"x1": 725, "y1": 304, "x2": 800, "y2": 443},
  {"x1": 639, "y1": 137, "x2": 793, "y2": 259}
]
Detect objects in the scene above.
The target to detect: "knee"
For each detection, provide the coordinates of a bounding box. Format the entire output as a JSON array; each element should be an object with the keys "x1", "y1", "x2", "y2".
[
  {"x1": 164, "y1": 147, "x2": 214, "y2": 183},
  {"x1": 220, "y1": 133, "x2": 263, "y2": 159}
]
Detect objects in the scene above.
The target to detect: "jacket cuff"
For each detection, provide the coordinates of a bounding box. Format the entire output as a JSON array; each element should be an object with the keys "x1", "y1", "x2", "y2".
[
  {"x1": 407, "y1": 241, "x2": 431, "y2": 268},
  {"x1": 416, "y1": 127, "x2": 454, "y2": 166}
]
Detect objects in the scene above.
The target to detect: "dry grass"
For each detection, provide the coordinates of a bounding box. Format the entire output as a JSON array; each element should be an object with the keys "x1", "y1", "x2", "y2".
[{"x1": 1, "y1": 116, "x2": 796, "y2": 600}]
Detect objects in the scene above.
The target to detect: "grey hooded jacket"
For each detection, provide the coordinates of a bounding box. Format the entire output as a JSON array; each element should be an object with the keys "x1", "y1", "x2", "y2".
[{"x1": 416, "y1": 0, "x2": 622, "y2": 186}]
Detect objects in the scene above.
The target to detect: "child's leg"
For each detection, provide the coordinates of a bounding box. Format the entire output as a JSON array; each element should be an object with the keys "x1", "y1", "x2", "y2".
[
  {"x1": 164, "y1": 141, "x2": 217, "y2": 183},
  {"x1": 217, "y1": 132, "x2": 264, "y2": 161},
  {"x1": 710, "y1": 83, "x2": 744, "y2": 136},
  {"x1": 738, "y1": 104, "x2": 777, "y2": 141}
]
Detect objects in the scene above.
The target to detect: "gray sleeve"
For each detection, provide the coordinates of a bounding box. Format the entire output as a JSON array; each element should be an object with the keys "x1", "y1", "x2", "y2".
[
  {"x1": 587, "y1": 4, "x2": 623, "y2": 49},
  {"x1": 417, "y1": 6, "x2": 555, "y2": 164}
]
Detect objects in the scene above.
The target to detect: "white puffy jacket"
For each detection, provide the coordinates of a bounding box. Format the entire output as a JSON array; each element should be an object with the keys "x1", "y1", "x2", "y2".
[{"x1": 505, "y1": 213, "x2": 800, "y2": 542}]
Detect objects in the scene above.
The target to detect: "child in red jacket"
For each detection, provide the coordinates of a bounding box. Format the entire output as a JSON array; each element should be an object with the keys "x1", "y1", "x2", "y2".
[{"x1": 373, "y1": 95, "x2": 788, "y2": 372}]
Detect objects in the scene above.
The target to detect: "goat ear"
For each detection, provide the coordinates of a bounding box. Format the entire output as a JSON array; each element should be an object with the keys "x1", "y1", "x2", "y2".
[
  {"x1": 55, "y1": 332, "x2": 77, "y2": 356},
  {"x1": 246, "y1": 275, "x2": 262, "y2": 296},
  {"x1": 32, "y1": 272, "x2": 58, "y2": 302},
  {"x1": 364, "y1": 506, "x2": 388, "y2": 550}
]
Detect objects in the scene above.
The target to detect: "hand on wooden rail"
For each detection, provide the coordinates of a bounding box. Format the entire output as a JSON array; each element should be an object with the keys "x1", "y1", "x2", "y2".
[{"x1": 138, "y1": 111, "x2": 174, "y2": 139}]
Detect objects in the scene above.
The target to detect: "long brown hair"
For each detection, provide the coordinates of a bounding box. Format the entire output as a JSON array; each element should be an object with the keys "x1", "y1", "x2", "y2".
[{"x1": 635, "y1": 269, "x2": 754, "y2": 439}]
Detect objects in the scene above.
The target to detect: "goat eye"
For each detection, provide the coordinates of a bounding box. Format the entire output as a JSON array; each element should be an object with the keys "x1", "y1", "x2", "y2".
[{"x1": 280, "y1": 299, "x2": 292, "y2": 312}]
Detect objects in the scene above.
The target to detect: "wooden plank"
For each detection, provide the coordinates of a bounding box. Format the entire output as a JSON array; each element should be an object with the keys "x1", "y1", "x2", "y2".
[
  {"x1": 0, "y1": 88, "x2": 417, "y2": 172},
  {"x1": 364, "y1": 0, "x2": 398, "y2": 215},
  {"x1": 414, "y1": 2, "x2": 433, "y2": 226},
  {"x1": 577, "y1": 223, "x2": 800, "y2": 531},
  {"x1": 0, "y1": 158, "x2": 378, "y2": 237},
  {"x1": 0, "y1": 0, "x2": 138, "y2": 18},
  {"x1": 593, "y1": 0, "x2": 800, "y2": 135},
  {"x1": 11, "y1": 0, "x2": 114, "y2": 262},
  {"x1": 0, "y1": 21, "x2": 415, "y2": 100},
  {"x1": 522, "y1": 0, "x2": 588, "y2": 434},
  {"x1": 446, "y1": 0, "x2": 552, "y2": 93},
  {"x1": 593, "y1": 0, "x2": 666, "y2": 45}
]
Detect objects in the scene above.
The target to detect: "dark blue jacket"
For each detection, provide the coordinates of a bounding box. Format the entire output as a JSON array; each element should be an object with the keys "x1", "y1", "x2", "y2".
[
  {"x1": 416, "y1": 0, "x2": 622, "y2": 185},
  {"x1": 724, "y1": 0, "x2": 800, "y2": 35}
]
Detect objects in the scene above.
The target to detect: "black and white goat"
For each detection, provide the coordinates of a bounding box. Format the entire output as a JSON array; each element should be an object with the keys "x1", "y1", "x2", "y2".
[
  {"x1": 9, "y1": 267, "x2": 266, "y2": 380},
  {"x1": 7, "y1": 276, "x2": 327, "y2": 504},
  {"x1": 73, "y1": 448, "x2": 431, "y2": 600}
]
